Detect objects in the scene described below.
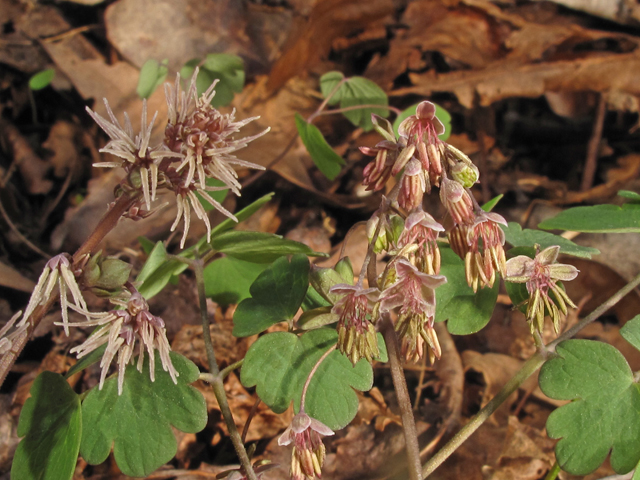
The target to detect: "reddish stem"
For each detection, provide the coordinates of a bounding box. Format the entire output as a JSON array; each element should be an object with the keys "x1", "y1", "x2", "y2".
[{"x1": 72, "y1": 192, "x2": 137, "y2": 264}]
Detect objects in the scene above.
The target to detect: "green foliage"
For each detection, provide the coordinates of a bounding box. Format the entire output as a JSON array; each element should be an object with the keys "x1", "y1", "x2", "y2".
[
  {"x1": 538, "y1": 203, "x2": 640, "y2": 233},
  {"x1": 539, "y1": 339, "x2": 640, "y2": 475},
  {"x1": 12, "y1": 372, "x2": 81, "y2": 480},
  {"x1": 137, "y1": 59, "x2": 168, "y2": 99},
  {"x1": 80, "y1": 353, "x2": 207, "y2": 477},
  {"x1": 618, "y1": 190, "x2": 640, "y2": 203},
  {"x1": 298, "y1": 306, "x2": 339, "y2": 330},
  {"x1": 29, "y1": 69, "x2": 55, "y2": 91},
  {"x1": 481, "y1": 194, "x2": 503, "y2": 212},
  {"x1": 393, "y1": 102, "x2": 452, "y2": 141},
  {"x1": 136, "y1": 241, "x2": 189, "y2": 299},
  {"x1": 241, "y1": 328, "x2": 374, "y2": 430},
  {"x1": 319, "y1": 71, "x2": 388, "y2": 131},
  {"x1": 203, "y1": 256, "x2": 267, "y2": 305},
  {"x1": 295, "y1": 113, "x2": 346, "y2": 180},
  {"x1": 204, "y1": 192, "x2": 274, "y2": 242},
  {"x1": 181, "y1": 53, "x2": 245, "y2": 107},
  {"x1": 211, "y1": 230, "x2": 326, "y2": 263},
  {"x1": 435, "y1": 247, "x2": 499, "y2": 334},
  {"x1": 620, "y1": 315, "x2": 640, "y2": 351},
  {"x1": 64, "y1": 344, "x2": 107, "y2": 379},
  {"x1": 502, "y1": 222, "x2": 599, "y2": 259},
  {"x1": 232, "y1": 254, "x2": 310, "y2": 336}
]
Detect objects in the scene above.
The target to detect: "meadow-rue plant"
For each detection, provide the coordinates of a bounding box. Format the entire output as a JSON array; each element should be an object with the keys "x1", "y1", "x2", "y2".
[{"x1": 8, "y1": 66, "x2": 640, "y2": 480}]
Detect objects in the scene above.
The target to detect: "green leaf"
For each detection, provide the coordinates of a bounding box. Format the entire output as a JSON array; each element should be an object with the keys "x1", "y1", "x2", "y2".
[
  {"x1": 241, "y1": 328, "x2": 373, "y2": 430},
  {"x1": 137, "y1": 59, "x2": 168, "y2": 99},
  {"x1": 65, "y1": 344, "x2": 107, "y2": 379},
  {"x1": 138, "y1": 236, "x2": 156, "y2": 255},
  {"x1": 29, "y1": 69, "x2": 55, "y2": 91},
  {"x1": 295, "y1": 113, "x2": 346, "y2": 180},
  {"x1": 618, "y1": 190, "x2": 640, "y2": 203},
  {"x1": 233, "y1": 254, "x2": 309, "y2": 336},
  {"x1": 393, "y1": 102, "x2": 451, "y2": 141},
  {"x1": 435, "y1": 247, "x2": 498, "y2": 334},
  {"x1": 212, "y1": 230, "x2": 327, "y2": 263},
  {"x1": 136, "y1": 242, "x2": 190, "y2": 300},
  {"x1": 539, "y1": 339, "x2": 640, "y2": 475},
  {"x1": 80, "y1": 352, "x2": 206, "y2": 477},
  {"x1": 319, "y1": 71, "x2": 388, "y2": 131},
  {"x1": 538, "y1": 203, "x2": 640, "y2": 233},
  {"x1": 502, "y1": 222, "x2": 599, "y2": 259},
  {"x1": 481, "y1": 194, "x2": 503, "y2": 212},
  {"x1": 12, "y1": 371, "x2": 81, "y2": 480},
  {"x1": 620, "y1": 315, "x2": 640, "y2": 352},
  {"x1": 201, "y1": 53, "x2": 245, "y2": 107},
  {"x1": 298, "y1": 306, "x2": 339, "y2": 330},
  {"x1": 301, "y1": 284, "x2": 332, "y2": 311},
  {"x1": 204, "y1": 256, "x2": 268, "y2": 305},
  {"x1": 203, "y1": 192, "x2": 275, "y2": 243},
  {"x1": 195, "y1": 177, "x2": 228, "y2": 212}
]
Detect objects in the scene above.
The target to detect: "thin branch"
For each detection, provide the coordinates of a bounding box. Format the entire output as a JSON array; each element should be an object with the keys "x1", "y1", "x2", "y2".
[
  {"x1": 580, "y1": 94, "x2": 607, "y2": 192},
  {"x1": 186, "y1": 255, "x2": 258, "y2": 480},
  {"x1": 380, "y1": 314, "x2": 422, "y2": 480}
]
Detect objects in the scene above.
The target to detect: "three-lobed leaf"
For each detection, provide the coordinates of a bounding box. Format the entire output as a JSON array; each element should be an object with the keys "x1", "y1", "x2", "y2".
[
  {"x1": 241, "y1": 328, "x2": 374, "y2": 430},
  {"x1": 539, "y1": 339, "x2": 640, "y2": 475},
  {"x1": 80, "y1": 352, "x2": 207, "y2": 477},
  {"x1": 295, "y1": 113, "x2": 346, "y2": 180},
  {"x1": 12, "y1": 372, "x2": 81, "y2": 480},
  {"x1": 319, "y1": 71, "x2": 389, "y2": 131},
  {"x1": 435, "y1": 247, "x2": 498, "y2": 334},
  {"x1": 502, "y1": 222, "x2": 599, "y2": 259},
  {"x1": 232, "y1": 254, "x2": 310, "y2": 336}
]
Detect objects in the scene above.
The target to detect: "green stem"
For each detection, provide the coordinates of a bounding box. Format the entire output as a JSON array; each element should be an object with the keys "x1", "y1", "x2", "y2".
[
  {"x1": 422, "y1": 271, "x2": 640, "y2": 478},
  {"x1": 544, "y1": 462, "x2": 561, "y2": 480},
  {"x1": 421, "y1": 350, "x2": 548, "y2": 478},
  {"x1": 380, "y1": 314, "x2": 422, "y2": 480},
  {"x1": 307, "y1": 78, "x2": 347, "y2": 123},
  {"x1": 187, "y1": 255, "x2": 257, "y2": 480},
  {"x1": 311, "y1": 103, "x2": 403, "y2": 121},
  {"x1": 219, "y1": 359, "x2": 244, "y2": 380}
]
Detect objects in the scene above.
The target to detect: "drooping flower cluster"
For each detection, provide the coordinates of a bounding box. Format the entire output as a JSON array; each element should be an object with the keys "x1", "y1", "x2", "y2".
[
  {"x1": 87, "y1": 68, "x2": 269, "y2": 248},
  {"x1": 505, "y1": 245, "x2": 579, "y2": 333},
  {"x1": 278, "y1": 411, "x2": 334, "y2": 480},
  {"x1": 64, "y1": 288, "x2": 177, "y2": 394},
  {"x1": 379, "y1": 259, "x2": 447, "y2": 362},
  {"x1": 360, "y1": 101, "x2": 507, "y2": 292},
  {"x1": 329, "y1": 283, "x2": 379, "y2": 365}
]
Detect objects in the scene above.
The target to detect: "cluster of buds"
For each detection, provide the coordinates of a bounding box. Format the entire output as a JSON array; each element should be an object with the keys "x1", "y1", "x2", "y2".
[
  {"x1": 505, "y1": 245, "x2": 579, "y2": 333},
  {"x1": 87, "y1": 69, "x2": 269, "y2": 248}
]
